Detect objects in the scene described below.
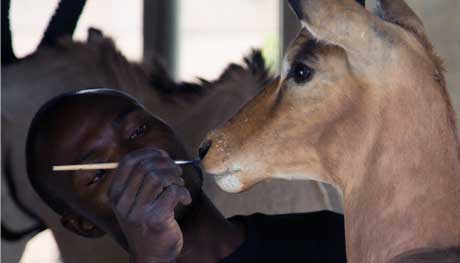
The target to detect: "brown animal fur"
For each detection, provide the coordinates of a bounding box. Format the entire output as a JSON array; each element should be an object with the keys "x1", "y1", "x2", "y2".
[{"x1": 202, "y1": 0, "x2": 460, "y2": 262}]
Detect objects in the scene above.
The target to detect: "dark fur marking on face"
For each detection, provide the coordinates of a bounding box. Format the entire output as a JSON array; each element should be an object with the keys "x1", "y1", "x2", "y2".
[{"x1": 292, "y1": 40, "x2": 319, "y2": 66}]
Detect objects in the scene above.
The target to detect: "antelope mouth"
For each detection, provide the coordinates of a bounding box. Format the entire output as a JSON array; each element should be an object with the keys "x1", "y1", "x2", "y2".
[
  {"x1": 198, "y1": 140, "x2": 245, "y2": 193},
  {"x1": 213, "y1": 168, "x2": 244, "y2": 193}
]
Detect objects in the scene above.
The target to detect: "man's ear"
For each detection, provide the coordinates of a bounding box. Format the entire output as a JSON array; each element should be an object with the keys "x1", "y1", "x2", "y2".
[{"x1": 61, "y1": 212, "x2": 105, "y2": 238}]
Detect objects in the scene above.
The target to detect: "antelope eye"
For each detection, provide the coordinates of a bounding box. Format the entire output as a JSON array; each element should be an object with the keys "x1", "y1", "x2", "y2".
[{"x1": 290, "y1": 62, "x2": 314, "y2": 84}]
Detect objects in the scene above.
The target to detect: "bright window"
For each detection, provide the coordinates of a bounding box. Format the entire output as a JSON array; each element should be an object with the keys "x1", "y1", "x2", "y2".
[
  {"x1": 10, "y1": 0, "x2": 142, "y2": 60},
  {"x1": 177, "y1": 0, "x2": 280, "y2": 81}
]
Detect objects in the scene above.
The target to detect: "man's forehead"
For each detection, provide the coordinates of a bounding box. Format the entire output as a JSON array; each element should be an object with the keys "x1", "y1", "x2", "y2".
[
  {"x1": 46, "y1": 94, "x2": 142, "y2": 155},
  {"x1": 55, "y1": 92, "x2": 144, "y2": 119}
]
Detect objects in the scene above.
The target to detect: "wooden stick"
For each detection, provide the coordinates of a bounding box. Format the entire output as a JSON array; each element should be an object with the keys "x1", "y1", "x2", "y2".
[
  {"x1": 53, "y1": 160, "x2": 199, "y2": 172},
  {"x1": 53, "y1": 163, "x2": 118, "y2": 171}
]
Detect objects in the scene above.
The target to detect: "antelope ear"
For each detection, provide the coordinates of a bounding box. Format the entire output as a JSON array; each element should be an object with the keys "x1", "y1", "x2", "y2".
[
  {"x1": 61, "y1": 213, "x2": 105, "y2": 238},
  {"x1": 287, "y1": 0, "x2": 392, "y2": 60},
  {"x1": 377, "y1": 0, "x2": 430, "y2": 49},
  {"x1": 290, "y1": 0, "x2": 365, "y2": 18}
]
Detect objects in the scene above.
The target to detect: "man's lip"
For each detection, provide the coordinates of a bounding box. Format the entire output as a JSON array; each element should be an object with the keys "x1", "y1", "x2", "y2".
[{"x1": 198, "y1": 140, "x2": 212, "y2": 160}]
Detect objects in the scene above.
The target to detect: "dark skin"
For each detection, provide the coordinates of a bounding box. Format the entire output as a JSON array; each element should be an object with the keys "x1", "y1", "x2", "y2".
[{"x1": 34, "y1": 92, "x2": 244, "y2": 263}]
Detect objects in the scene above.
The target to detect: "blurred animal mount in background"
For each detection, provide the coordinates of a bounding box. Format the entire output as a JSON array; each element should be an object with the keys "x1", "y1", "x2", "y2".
[{"x1": 2, "y1": 0, "x2": 271, "y2": 262}]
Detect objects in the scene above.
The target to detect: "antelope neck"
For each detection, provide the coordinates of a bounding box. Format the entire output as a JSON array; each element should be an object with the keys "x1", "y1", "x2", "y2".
[{"x1": 337, "y1": 109, "x2": 460, "y2": 262}]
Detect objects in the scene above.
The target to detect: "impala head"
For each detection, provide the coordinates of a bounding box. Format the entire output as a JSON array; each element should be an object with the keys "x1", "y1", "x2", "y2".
[{"x1": 202, "y1": 0, "x2": 454, "y2": 193}]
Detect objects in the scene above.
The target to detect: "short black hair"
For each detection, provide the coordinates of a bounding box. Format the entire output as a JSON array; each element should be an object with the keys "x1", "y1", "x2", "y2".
[{"x1": 26, "y1": 88, "x2": 139, "y2": 215}]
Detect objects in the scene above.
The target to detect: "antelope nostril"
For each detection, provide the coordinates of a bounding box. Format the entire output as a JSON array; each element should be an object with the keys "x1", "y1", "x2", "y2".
[{"x1": 199, "y1": 140, "x2": 212, "y2": 160}]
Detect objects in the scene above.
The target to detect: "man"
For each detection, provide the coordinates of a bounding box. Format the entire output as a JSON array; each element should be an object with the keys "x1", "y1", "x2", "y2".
[{"x1": 26, "y1": 89, "x2": 346, "y2": 263}]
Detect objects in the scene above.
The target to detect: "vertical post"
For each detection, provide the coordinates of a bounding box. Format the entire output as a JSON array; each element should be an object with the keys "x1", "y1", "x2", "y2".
[
  {"x1": 143, "y1": 0, "x2": 177, "y2": 78},
  {"x1": 2, "y1": 0, "x2": 17, "y2": 64},
  {"x1": 281, "y1": 0, "x2": 300, "y2": 56}
]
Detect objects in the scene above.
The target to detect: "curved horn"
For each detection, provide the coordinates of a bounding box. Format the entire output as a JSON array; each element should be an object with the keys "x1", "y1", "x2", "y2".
[{"x1": 39, "y1": 0, "x2": 87, "y2": 47}]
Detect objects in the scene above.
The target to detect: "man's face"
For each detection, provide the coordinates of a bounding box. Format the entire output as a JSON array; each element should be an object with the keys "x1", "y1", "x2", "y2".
[{"x1": 41, "y1": 92, "x2": 202, "y2": 238}]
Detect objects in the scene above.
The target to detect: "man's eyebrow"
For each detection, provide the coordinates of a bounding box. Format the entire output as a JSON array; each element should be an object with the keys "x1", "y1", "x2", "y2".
[{"x1": 112, "y1": 105, "x2": 143, "y2": 128}]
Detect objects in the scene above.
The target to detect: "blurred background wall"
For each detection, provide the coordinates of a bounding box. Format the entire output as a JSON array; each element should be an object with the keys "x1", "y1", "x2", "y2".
[{"x1": 2, "y1": 0, "x2": 459, "y2": 262}]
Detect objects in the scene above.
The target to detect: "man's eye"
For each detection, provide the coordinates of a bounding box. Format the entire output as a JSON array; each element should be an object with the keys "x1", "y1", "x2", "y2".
[
  {"x1": 88, "y1": 170, "x2": 106, "y2": 185},
  {"x1": 129, "y1": 123, "x2": 149, "y2": 141},
  {"x1": 289, "y1": 62, "x2": 314, "y2": 84}
]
